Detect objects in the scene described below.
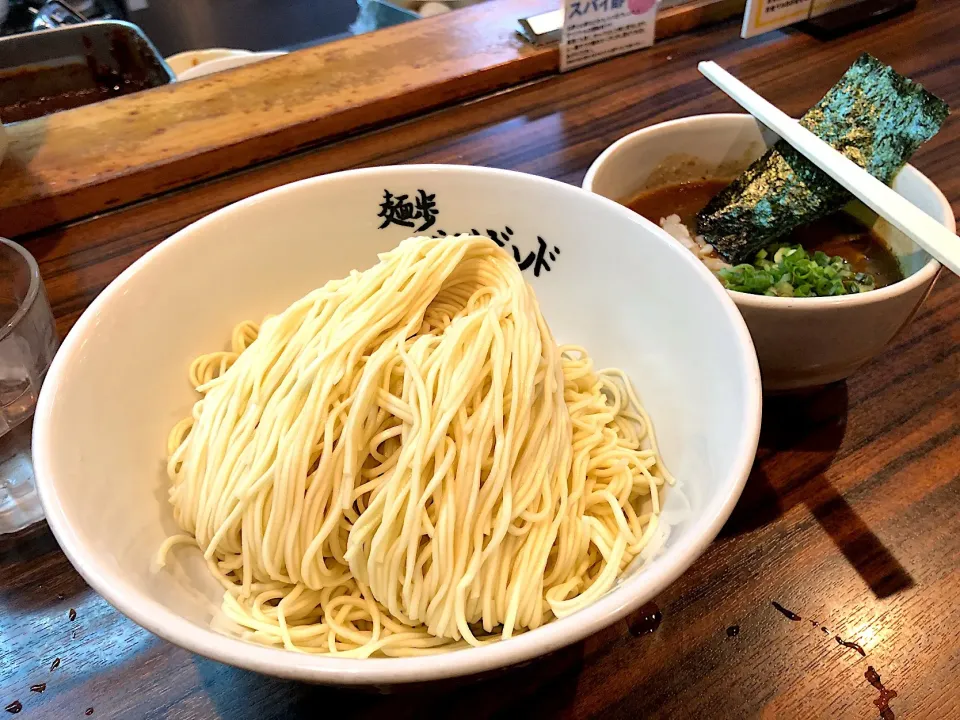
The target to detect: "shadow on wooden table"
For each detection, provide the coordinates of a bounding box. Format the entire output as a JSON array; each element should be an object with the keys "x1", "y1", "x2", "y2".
[
  {"x1": 720, "y1": 382, "x2": 914, "y2": 599},
  {"x1": 194, "y1": 639, "x2": 586, "y2": 719}
]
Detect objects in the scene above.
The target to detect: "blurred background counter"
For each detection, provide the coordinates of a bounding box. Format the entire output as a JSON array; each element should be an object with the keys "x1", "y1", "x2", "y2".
[{"x1": 0, "y1": 0, "x2": 744, "y2": 237}]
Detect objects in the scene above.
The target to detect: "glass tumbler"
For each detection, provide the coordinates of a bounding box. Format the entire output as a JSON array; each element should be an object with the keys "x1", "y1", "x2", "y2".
[{"x1": 0, "y1": 237, "x2": 59, "y2": 534}]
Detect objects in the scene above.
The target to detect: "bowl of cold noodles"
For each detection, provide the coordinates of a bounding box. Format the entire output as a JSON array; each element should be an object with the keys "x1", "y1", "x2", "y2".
[
  {"x1": 33, "y1": 165, "x2": 761, "y2": 684},
  {"x1": 584, "y1": 100, "x2": 954, "y2": 390}
]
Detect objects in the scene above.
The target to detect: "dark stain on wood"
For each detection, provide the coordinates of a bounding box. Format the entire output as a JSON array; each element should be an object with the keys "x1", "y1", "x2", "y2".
[
  {"x1": 627, "y1": 602, "x2": 663, "y2": 636},
  {"x1": 835, "y1": 636, "x2": 866, "y2": 657},
  {"x1": 866, "y1": 666, "x2": 898, "y2": 719},
  {"x1": 771, "y1": 602, "x2": 802, "y2": 621}
]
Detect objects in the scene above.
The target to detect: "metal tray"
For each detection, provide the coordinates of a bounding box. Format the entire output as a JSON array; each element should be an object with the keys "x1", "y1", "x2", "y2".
[{"x1": 0, "y1": 20, "x2": 174, "y2": 124}]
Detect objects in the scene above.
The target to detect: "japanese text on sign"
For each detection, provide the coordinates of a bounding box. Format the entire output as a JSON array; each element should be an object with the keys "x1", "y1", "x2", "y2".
[
  {"x1": 561, "y1": 0, "x2": 658, "y2": 72},
  {"x1": 741, "y1": 0, "x2": 868, "y2": 38}
]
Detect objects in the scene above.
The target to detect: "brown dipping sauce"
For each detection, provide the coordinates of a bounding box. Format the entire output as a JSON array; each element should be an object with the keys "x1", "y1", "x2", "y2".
[{"x1": 625, "y1": 179, "x2": 904, "y2": 288}]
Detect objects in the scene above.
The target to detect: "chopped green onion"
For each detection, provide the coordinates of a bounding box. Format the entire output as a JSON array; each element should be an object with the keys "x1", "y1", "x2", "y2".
[{"x1": 718, "y1": 243, "x2": 875, "y2": 297}]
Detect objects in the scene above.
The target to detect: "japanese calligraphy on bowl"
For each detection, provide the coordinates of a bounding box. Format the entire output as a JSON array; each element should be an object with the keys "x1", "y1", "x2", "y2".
[
  {"x1": 377, "y1": 189, "x2": 439, "y2": 233},
  {"x1": 377, "y1": 188, "x2": 561, "y2": 277}
]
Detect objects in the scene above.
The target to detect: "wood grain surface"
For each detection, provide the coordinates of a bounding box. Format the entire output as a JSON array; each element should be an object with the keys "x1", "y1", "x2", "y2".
[
  {"x1": 0, "y1": 0, "x2": 558, "y2": 238},
  {"x1": 0, "y1": 0, "x2": 744, "y2": 239},
  {"x1": 1, "y1": 2, "x2": 958, "y2": 718},
  {"x1": 0, "y1": 0, "x2": 744, "y2": 236}
]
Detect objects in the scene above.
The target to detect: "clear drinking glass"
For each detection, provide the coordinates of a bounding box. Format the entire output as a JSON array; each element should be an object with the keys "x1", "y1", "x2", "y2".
[{"x1": 0, "y1": 237, "x2": 59, "y2": 534}]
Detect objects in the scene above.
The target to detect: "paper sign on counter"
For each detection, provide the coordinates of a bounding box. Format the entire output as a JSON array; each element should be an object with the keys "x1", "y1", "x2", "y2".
[
  {"x1": 742, "y1": 0, "x2": 873, "y2": 36},
  {"x1": 741, "y1": 0, "x2": 813, "y2": 37},
  {"x1": 560, "y1": 0, "x2": 659, "y2": 72}
]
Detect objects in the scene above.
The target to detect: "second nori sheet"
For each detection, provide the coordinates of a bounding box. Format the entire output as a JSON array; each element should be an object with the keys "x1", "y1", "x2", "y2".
[{"x1": 697, "y1": 53, "x2": 949, "y2": 264}]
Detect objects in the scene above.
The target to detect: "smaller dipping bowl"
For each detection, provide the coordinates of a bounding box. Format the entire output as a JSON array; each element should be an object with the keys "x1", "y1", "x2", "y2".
[{"x1": 583, "y1": 114, "x2": 955, "y2": 390}]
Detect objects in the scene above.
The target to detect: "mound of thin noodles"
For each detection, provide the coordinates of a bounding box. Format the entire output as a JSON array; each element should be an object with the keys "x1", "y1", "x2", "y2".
[{"x1": 158, "y1": 235, "x2": 671, "y2": 657}]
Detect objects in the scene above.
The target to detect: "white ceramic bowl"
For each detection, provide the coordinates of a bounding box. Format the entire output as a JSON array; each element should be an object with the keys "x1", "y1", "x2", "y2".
[
  {"x1": 583, "y1": 114, "x2": 956, "y2": 390},
  {"x1": 164, "y1": 48, "x2": 253, "y2": 77},
  {"x1": 34, "y1": 166, "x2": 761, "y2": 684},
  {"x1": 175, "y1": 51, "x2": 288, "y2": 81}
]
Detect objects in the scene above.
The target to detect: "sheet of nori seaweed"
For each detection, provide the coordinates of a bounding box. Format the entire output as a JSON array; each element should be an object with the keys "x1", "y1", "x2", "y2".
[{"x1": 697, "y1": 53, "x2": 949, "y2": 264}]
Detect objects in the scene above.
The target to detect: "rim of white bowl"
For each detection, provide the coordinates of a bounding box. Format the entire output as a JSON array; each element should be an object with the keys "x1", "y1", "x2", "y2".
[
  {"x1": 33, "y1": 165, "x2": 762, "y2": 684},
  {"x1": 582, "y1": 113, "x2": 954, "y2": 312},
  {"x1": 176, "y1": 51, "x2": 289, "y2": 81},
  {"x1": 164, "y1": 48, "x2": 254, "y2": 64}
]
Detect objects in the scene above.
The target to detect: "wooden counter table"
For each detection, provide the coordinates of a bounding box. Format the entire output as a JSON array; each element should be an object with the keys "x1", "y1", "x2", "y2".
[{"x1": 1, "y1": 2, "x2": 957, "y2": 717}]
